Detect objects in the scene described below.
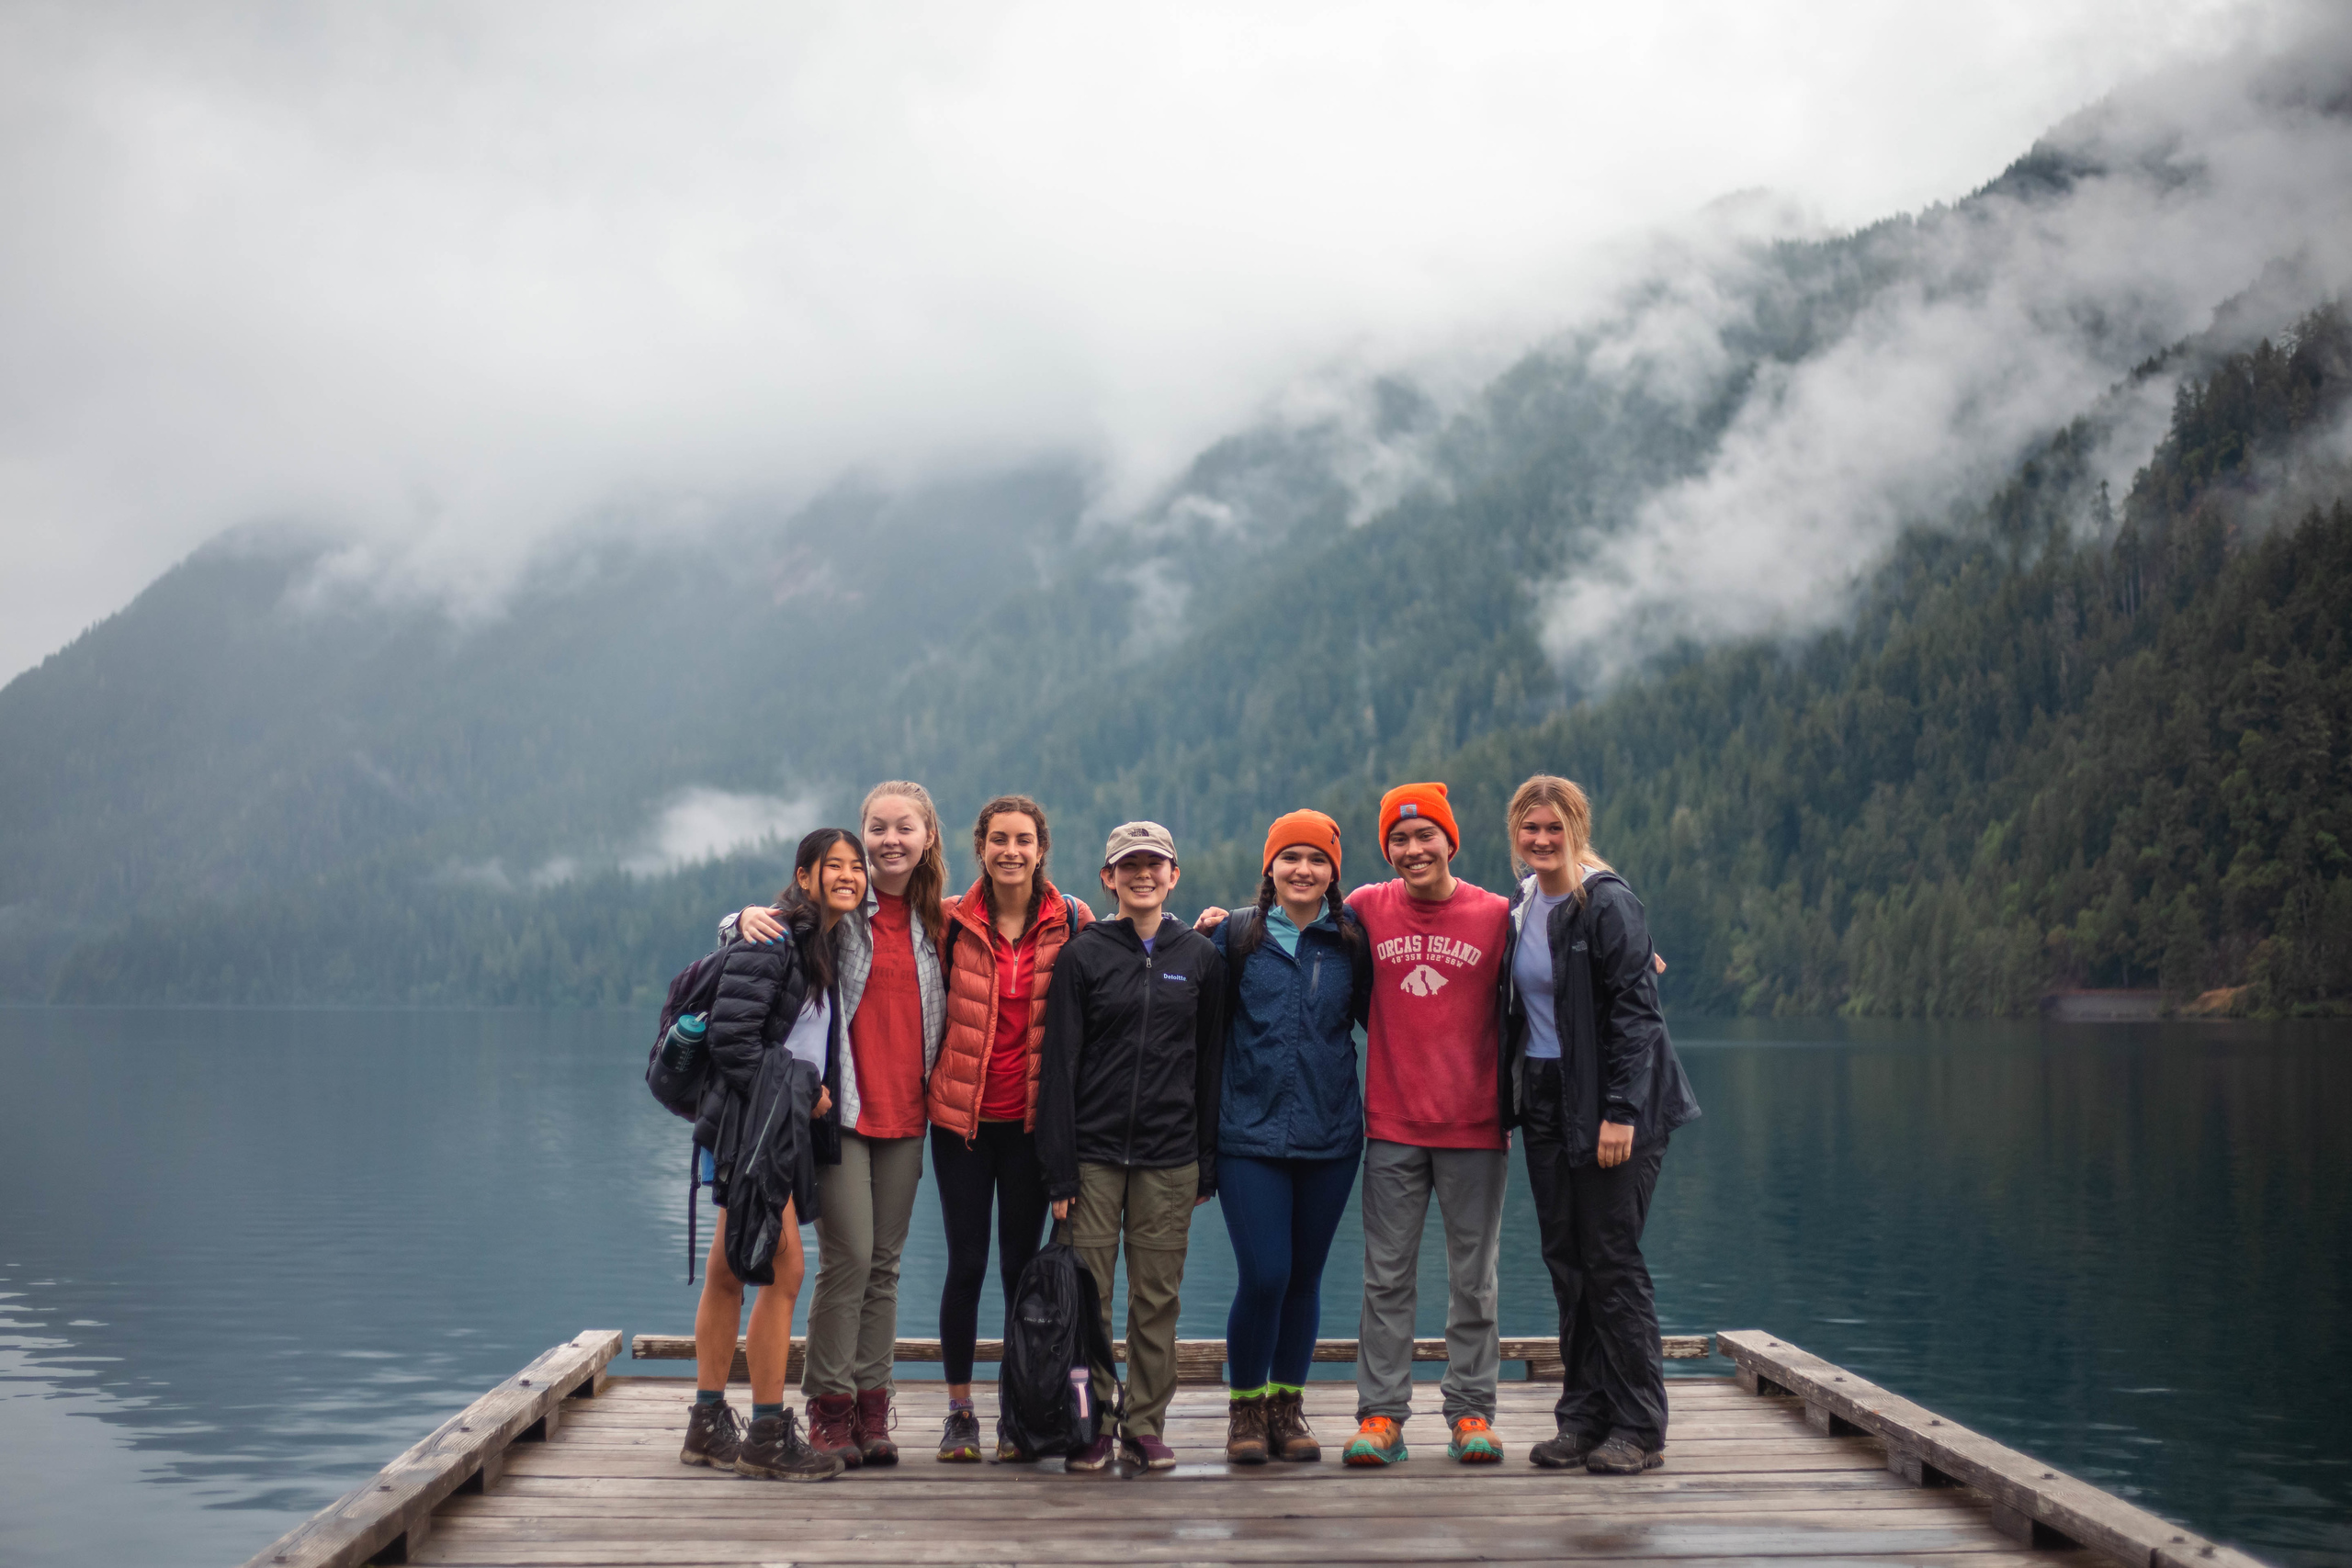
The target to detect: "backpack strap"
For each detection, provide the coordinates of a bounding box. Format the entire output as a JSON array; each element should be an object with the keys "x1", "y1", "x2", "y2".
[{"x1": 1224, "y1": 906, "x2": 1261, "y2": 1025}]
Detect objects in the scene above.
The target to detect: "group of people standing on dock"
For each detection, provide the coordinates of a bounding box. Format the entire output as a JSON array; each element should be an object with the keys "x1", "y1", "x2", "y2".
[{"x1": 673, "y1": 773, "x2": 1699, "y2": 1484}]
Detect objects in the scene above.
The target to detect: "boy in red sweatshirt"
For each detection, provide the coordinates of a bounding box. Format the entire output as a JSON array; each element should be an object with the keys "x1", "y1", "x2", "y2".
[{"x1": 1340, "y1": 782, "x2": 1513, "y2": 1468}]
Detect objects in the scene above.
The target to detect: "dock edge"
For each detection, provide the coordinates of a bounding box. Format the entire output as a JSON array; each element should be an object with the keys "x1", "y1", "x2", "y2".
[
  {"x1": 1716, "y1": 1329, "x2": 2267, "y2": 1568},
  {"x1": 238, "y1": 1328, "x2": 621, "y2": 1568}
]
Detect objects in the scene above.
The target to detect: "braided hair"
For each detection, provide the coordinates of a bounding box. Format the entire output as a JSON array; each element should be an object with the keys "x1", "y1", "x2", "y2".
[{"x1": 1229, "y1": 871, "x2": 1365, "y2": 964}]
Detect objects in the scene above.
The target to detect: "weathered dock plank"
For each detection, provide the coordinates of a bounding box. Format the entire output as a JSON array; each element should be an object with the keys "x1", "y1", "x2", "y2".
[
  {"x1": 1717, "y1": 1331, "x2": 2265, "y2": 1568},
  {"x1": 235, "y1": 1332, "x2": 2267, "y2": 1568},
  {"x1": 238, "y1": 1331, "x2": 619, "y2": 1568}
]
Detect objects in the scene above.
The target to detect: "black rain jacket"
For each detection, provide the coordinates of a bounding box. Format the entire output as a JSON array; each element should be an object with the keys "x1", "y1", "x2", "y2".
[
  {"x1": 723, "y1": 1048, "x2": 825, "y2": 1280},
  {"x1": 1037, "y1": 914, "x2": 1227, "y2": 1201},
  {"x1": 1501, "y1": 871, "x2": 1701, "y2": 1163},
  {"x1": 695, "y1": 920, "x2": 843, "y2": 1193}
]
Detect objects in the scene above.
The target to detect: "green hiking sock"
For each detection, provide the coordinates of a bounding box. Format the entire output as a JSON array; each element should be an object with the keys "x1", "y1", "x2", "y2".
[{"x1": 1228, "y1": 1383, "x2": 1269, "y2": 1401}]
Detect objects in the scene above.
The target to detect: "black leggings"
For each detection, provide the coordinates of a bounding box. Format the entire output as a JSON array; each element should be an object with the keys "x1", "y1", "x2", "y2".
[{"x1": 931, "y1": 1121, "x2": 1052, "y2": 1386}]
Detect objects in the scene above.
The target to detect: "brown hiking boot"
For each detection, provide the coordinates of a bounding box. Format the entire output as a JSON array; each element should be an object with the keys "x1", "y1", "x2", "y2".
[
  {"x1": 805, "y1": 1393, "x2": 863, "y2": 1469},
  {"x1": 735, "y1": 1410, "x2": 844, "y2": 1483},
  {"x1": 1266, "y1": 1388, "x2": 1320, "y2": 1462},
  {"x1": 1226, "y1": 1393, "x2": 1270, "y2": 1464},
  {"x1": 679, "y1": 1398, "x2": 746, "y2": 1468},
  {"x1": 854, "y1": 1388, "x2": 899, "y2": 1466}
]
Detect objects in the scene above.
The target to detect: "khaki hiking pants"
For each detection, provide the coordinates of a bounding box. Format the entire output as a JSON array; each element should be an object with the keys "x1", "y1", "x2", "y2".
[{"x1": 1072, "y1": 1159, "x2": 1198, "y2": 1439}]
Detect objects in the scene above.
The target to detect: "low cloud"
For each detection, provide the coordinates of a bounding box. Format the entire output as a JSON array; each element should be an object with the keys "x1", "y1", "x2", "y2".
[
  {"x1": 1543, "y1": 25, "x2": 2352, "y2": 688},
  {"x1": 620, "y1": 788, "x2": 827, "y2": 878},
  {"x1": 0, "y1": 0, "x2": 2271, "y2": 680}
]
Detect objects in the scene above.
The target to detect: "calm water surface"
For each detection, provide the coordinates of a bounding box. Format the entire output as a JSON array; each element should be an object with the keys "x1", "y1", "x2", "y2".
[{"x1": 1, "y1": 1010, "x2": 2345, "y2": 1567}]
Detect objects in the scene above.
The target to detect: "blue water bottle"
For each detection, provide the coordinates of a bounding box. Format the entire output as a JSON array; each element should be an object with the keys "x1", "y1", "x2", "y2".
[{"x1": 660, "y1": 1011, "x2": 707, "y2": 1075}]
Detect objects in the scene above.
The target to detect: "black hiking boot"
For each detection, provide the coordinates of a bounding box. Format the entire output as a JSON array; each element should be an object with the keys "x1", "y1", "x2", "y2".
[
  {"x1": 1529, "y1": 1428, "x2": 1602, "y2": 1469},
  {"x1": 736, "y1": 1409, "x2": 846, "y2": 1483},
  {"x1": 680, "y1": 1399, "x2": 746, "y2": 1469},
  {"x1": 1585, "y1": 1433, "x2": 1664, "y2": 1474}
]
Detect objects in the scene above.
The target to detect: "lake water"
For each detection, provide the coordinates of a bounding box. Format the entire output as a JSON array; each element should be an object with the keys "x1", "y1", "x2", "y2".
[{"x1": 1, "y1": 1009, "x2": 2345, "y2": 1567}]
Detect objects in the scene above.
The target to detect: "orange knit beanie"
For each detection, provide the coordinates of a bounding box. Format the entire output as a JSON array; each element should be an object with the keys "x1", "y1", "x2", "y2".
[
  {"x1": 1378, "y1": 782, "x2": 1458, "y2": 860},
  {"x1": 1261, "y1": 809, "x2": 1343, "y2": 880}
]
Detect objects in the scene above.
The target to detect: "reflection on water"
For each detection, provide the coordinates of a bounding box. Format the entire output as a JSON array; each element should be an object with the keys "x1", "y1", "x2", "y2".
[{"x1": 0, "y1": 1010, "x2": 2344, "y2": 1567}]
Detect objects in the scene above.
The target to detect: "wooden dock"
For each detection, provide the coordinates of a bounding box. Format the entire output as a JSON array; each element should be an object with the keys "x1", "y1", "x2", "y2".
[{"x1": 241, "y1": 1329, "x2": 2268, "y2": 1568}]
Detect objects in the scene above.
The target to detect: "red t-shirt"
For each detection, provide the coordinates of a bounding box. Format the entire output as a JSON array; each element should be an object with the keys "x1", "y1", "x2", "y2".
[
  {"x1": 978, "y1": 922, "x2": 1039, "y2": 1122},
  {"x1": 1347, "y1": 877, "x2": 1512, "y2": 1149},
  {"x1": 848, "y1": 891, "x2": 929, "y2": 1139}
]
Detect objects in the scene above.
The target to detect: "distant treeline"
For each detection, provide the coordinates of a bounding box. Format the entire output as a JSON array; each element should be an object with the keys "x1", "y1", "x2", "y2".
[{"x1": 38, "y1": 308, "x2": 2351, "y2": 1018}]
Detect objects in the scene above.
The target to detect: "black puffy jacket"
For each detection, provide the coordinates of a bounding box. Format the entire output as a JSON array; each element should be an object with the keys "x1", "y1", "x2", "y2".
[
  {"x1": 1502, "y1": 872, "x2": 1700, "y2": 1163},
  {"x1": 695, "y1": 922, "x2": 842, "y2": 1185},
  {"x1": 1037, "y1": 915, "x2": 1227, "y2": 1201}
]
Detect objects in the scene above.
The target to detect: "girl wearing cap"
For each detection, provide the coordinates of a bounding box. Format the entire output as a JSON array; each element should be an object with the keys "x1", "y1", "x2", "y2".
[{"x1": 1204, "y1": 811, "x2": 1372, "y2": 1465}]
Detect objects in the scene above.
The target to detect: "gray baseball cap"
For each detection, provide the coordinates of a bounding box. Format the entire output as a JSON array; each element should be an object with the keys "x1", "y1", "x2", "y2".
[{"x1": 1102, "y1": 820, "x2": 1178, "y2": 866}]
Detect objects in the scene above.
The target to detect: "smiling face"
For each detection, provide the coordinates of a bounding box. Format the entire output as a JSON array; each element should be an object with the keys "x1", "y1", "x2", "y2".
[
  {"x1": 1270, "y1": 844, "x2": 1335, "y2": 909},
  {"x1": 1385, "y1": 817, "x2": 1453, "y2": 897},
  {"x1": 863, "y1": 793, "x2": 932, "y2": 896},
  {"x1": 981, "y1": 810, "x2": 1041, "y2": 900},
  {"x1": 797, "y1": 838, "x2": 869, "y2": 916},
  {"x1": 1513, "y1": 802, "x2": 1571, "y2": 875},
  {"x1": 1102, "y1": 852, "x2": 1179, "y2": 924}
]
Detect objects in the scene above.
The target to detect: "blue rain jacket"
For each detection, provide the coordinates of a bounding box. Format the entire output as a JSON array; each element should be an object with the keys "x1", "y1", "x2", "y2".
[{"x1": 1208, "y1": 906, "x2": 1372, "y2": 1161}]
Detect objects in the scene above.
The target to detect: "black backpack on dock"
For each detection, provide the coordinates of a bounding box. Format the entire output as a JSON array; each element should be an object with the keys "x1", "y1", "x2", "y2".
[{"x1": 1000, "y1": 1220, "x2": 1118, "y2": 1457}]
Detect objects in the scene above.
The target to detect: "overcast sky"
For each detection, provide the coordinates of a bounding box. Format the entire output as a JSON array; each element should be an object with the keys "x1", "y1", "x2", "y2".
[{"x1": 0, "y1": 0, "x2": 2290, "y2": 680}]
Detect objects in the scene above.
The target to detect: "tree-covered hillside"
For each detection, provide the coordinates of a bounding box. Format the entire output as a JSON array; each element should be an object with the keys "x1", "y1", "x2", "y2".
[
  {"x1": 1419, "y1": 310, "x2": 2352, "y2": 1017},
  {"x1": 28, "y1": 309, "x2": 2350, "y2": 1016},
  {"x1": 6, "y1": 77, "x2": 2348, "y2": 1016}
]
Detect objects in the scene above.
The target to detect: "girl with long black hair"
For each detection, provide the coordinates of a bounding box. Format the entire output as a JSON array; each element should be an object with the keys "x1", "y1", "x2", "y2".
[{"x1": 679, "y1": 828, "x2": 866, "y2": 1483}]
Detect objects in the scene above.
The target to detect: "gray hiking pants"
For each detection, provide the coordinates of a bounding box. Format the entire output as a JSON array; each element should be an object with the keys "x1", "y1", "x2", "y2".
[{"x1": 1355, "y1": 1138, "x2": 1509, "y2": 1425}]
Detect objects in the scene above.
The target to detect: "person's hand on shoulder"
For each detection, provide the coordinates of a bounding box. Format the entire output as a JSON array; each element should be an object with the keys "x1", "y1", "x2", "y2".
[
  {"x1": 740, "y1": 906, "x2": 785, "y2": 943},
  {"x1": 1193, "y1": 907, "x2": 1229, "y2": 931}
]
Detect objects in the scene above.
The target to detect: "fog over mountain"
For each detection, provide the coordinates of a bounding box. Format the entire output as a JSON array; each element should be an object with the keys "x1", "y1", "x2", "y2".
[
  {"x1": 0, "y1": 0, "x2": 2269, "y2": 679},
  {"x1": 1544, "y1": 33, "x2": 2352, "y2": 683},
  {"x1": 3, "y1": 5, "x2": 2349, "y2": 1016}
]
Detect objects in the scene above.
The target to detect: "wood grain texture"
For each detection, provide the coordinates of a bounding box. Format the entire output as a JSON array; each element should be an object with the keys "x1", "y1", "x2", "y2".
[
  {"x1": 1716, "y1": 1331, "x2": 2267, "y2": 1568},
  {"x1": 234, "y1": 1327, "x2": 2256, "y2": 1568},
  {"x1": 234, "y1": 1331, "x2": 620, "y2": 1568}
]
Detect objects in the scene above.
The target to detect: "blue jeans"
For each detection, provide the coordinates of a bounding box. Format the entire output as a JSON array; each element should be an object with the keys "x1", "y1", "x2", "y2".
[{"x1": 1217, "y1": 1150, "x2": 1361, "y2": 1390}]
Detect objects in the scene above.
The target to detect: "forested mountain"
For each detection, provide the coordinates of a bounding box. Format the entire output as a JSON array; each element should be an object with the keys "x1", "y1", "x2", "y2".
[{"x1": 6, "y1": 73, "x2": 2350, "y2": 1016}]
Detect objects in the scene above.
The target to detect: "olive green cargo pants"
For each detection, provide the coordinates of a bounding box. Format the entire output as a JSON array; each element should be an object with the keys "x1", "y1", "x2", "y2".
[{"x1": 1071, "y1": 1159, "x2": 1198, "y2": 1439}]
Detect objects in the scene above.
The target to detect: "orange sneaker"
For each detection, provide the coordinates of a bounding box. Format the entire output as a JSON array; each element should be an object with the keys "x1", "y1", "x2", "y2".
[
  {"x1": 1342, "y1": 1414, "x2": 1408, "y2": 1466},
  {"x1": 1447, "y1": 1415, "x2": 1503, "y2": 1463}
]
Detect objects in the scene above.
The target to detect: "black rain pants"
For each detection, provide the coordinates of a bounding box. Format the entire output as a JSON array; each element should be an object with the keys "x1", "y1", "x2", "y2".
[{"x1": 1521, "y1": 1055, "x2": 1669, "y2": 1450}]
